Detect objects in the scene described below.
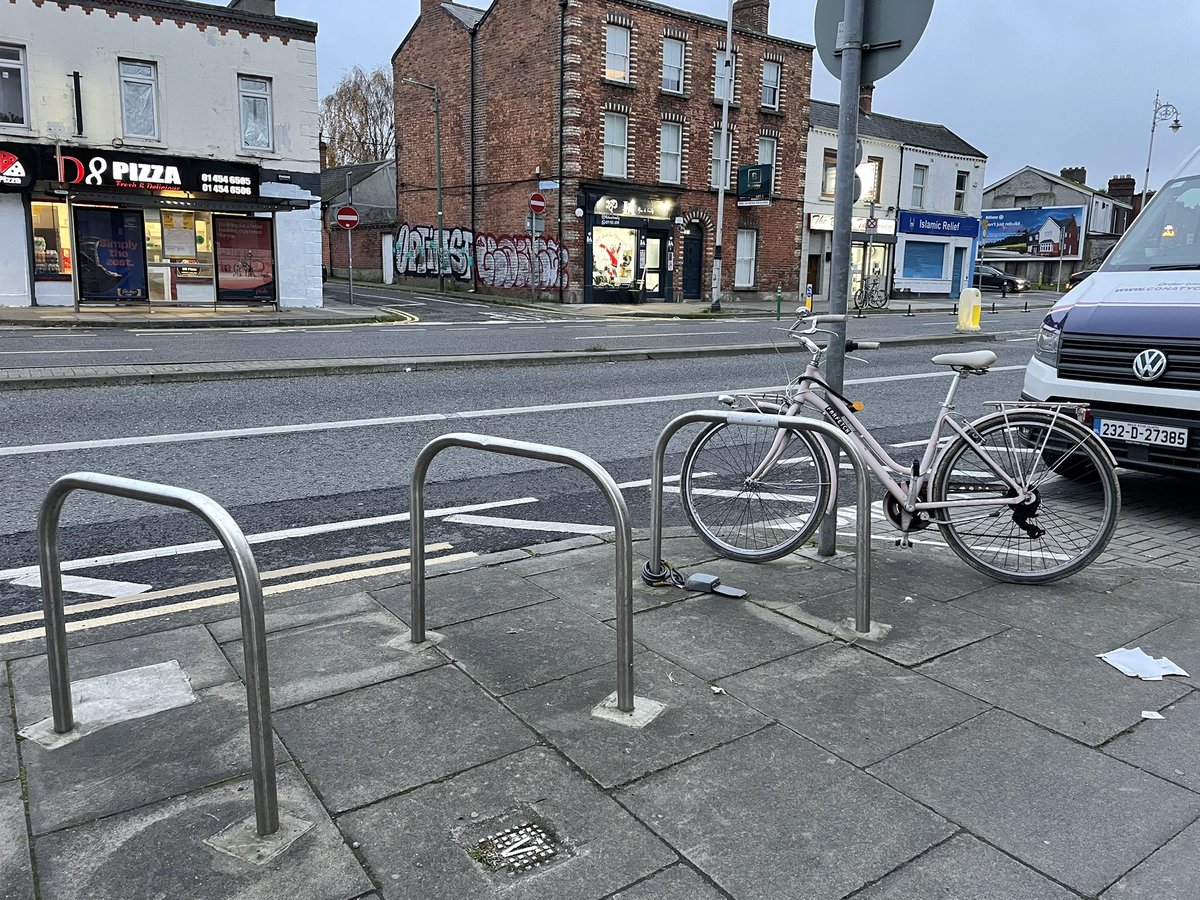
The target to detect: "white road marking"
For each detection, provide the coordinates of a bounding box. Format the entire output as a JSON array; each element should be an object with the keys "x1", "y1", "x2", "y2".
[
  {"x1": 0, "y1": 366, "x2": 1026, "y2": 458},
  {"x1": 7, "y1": 574, "x2": 152, "y2": 597},
  {"x1": 0, "y1": 498, "x2": 535, "y2": 582},
  {"x1": 0, "y1": 348, "x2": 154, "y2": 355},
  {"x1": 445, "y1": 514, "x2": 614, "y2": 535},
  {"x1": 1007, "y1": 337, "x2": 1037, "y2": 342},
  {"x1": 0, "y1": 551, "x2": 478, "y2": 645},
  {"x1": 572, "y1": 331, "x2": 739, "y2": 340}
]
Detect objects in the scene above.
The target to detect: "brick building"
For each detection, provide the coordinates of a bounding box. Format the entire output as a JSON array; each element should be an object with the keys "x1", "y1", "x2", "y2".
[
  {"x1": 321, "y1": 159, "x2": 397, "y2": 282},
  {"x1": 392, "y1": 0, "x2": 812, "y2": 303}
]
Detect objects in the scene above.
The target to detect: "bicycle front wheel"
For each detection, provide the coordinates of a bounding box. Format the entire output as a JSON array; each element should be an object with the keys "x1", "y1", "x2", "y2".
[
  {"x1": 681, "y1": 422, "x2": 832, "y2": 562},
  {"x1": 869, "y1": 288, "x2": 889, "y2": 309},
  {"x1": 852, "y1": 289, "x2": 867, "y2": 311},
  {"x1": 932, "y1": 412, "x2": 1120, "y2": 584}
]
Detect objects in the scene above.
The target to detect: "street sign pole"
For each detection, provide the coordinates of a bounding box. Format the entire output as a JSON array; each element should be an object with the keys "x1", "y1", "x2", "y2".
[
  {"x1": 818, "y1": 0, "x2": 865, "y2": 556},
  {"x1": 710, "y1": 0, "x2": 735, "y2": 313},
  {"x1": 345, "y1": 173, "x2": 354, "y2": 306}
]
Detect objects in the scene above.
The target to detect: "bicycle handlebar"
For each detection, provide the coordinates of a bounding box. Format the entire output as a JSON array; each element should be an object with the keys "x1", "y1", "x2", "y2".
[{"x1": 846, "y1": 340, "x2": 880, "y2": 351}]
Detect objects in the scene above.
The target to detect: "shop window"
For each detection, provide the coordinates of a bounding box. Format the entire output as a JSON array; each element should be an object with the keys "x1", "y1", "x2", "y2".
[
  {"x1": 603, "y1": 112, "x2": 627, "y2": 178},
  {"x1": 735, "y1": 228, "x2": 757, "y2": 287},
  {"x1": 822, "y1": 149, "x2": 837, "y2": 197},
  {"x1": 605, "y1": 25, "x2": 630, "y2": 82},
  {"x1": 0, "y1": 43, "x2": 28, "y2": 127},
  {"x1": 661, "y1": 38, "x2": 684, "y2": 93},
  {"x1": 659, "y1": 121, "x2": 681, "y2": 184},
  {"x1": 714, "y1": 50, "x2": 735, "y2": 102},
  {"x1": 761, "y1": 60, "x2": 781, "y2": 109},
  {"x1": 955, "y1": 170, "x2": 969, "y2": 211},
  {"x1": 903, "y1": 240, "x2": 944, "y2": 279},
  {"x1": 119, "y1": 59, "x2": 159, "y2": 139},
  {"x1": 758, "y1": 136, "x2": 777, "y2": 193},
  {"x1": 239, "y1": 76, "x2": 274, "y2": 151},
  {"x1": 710, "y1": 127, "x2": 731, "y2": 189},
  {"x1": 592, "y1": 225, "x2": 637, "y2": 287},
  {"x1": 31, "y1": 202, "x2": 72, "y2": 278},
  {"x1": 911, "y1": 164, "x2": 928, "y2": 209}
]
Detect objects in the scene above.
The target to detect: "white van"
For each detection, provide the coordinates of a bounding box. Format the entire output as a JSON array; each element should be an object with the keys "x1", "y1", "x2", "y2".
[{"x1": 1022, "y1": 146, "x2": 1200, "y2": 474}]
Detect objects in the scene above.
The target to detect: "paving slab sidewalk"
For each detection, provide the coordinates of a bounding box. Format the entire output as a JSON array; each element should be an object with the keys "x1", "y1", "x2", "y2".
[{"x1": 2, "y1": 529, "x2": 1197, "y2": 899}]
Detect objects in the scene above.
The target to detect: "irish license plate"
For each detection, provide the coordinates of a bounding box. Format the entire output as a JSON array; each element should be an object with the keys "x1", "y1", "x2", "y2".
[{"x1": 1094, "y1": 418, "x2": 1188, "y2": 447}]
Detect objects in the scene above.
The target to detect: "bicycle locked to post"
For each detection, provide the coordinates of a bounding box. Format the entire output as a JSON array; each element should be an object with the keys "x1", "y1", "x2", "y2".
[{"x1": 679, "y1": 309, "x2": 1121, "y2": 584}]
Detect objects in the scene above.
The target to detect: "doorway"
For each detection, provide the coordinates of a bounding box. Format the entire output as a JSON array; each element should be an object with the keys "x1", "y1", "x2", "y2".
[
  {"x1": 643, "y1": 235, "x2": 666, "y2": 299},
  {"x1": 950, "y1": 247, "x2": 965, "y2": 299},
  {"x1": 682, "y1": 224, "x2": 703, "y2": 299}
]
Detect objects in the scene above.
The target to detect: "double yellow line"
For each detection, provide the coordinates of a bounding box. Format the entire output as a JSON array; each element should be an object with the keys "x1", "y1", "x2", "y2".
[{"x1": 0, "y1": 543, "x2": 472, "y2": 645}]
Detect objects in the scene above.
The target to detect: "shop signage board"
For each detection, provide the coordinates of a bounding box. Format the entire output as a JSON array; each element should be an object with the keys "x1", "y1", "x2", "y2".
[
  {"x1": 737, "y1": 164, "x2": 773, "y2": 207},
  {"x1": 809, "y1": 213, "x2": 897, "y2": 235},
  {"x1": 73, "y1": 208, "x2": 149, "y2": 301},
  {"x1": 592, "y1": 194, "x2": 675, "y2": 220},
  {"x1": 0, "y1": 145, "x2": 35, "y2": 191},
  {"x1": 15, "y1": 144, "x2": 259, "y2": 197},
  {"x1": 214, "y1": 216, "x2": 276, "y2": 303},
  {"x1": 898, "y1": 211, "x2": 979, "y2": 238}
]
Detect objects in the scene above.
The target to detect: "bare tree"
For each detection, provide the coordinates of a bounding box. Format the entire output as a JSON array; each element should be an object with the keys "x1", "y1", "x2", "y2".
[{"x1": 319, "y1": 65, "x2": 395, "y2": 167}]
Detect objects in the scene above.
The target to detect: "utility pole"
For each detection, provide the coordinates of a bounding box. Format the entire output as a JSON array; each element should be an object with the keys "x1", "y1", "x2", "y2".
[
  {"x1": 709, "y1": 0, "x2": 735, "y2": 313},
  {"x1": 402, "y1": 77, "x2": 445, "y2": 293},
  {"x1": 817, "y1": 0, "x2": 864, "y2": 556}
]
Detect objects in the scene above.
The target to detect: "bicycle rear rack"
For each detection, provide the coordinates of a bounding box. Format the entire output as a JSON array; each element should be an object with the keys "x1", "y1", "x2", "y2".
[
  {"x1": 37, "y1": 472, "x2": 278, "y2": 837},
  {"x1": 645, "y1": 411, "x2": 873, "y2": 634},
  {"x1": 410, "y1": 433, "x2": 642, "y2": 715}
]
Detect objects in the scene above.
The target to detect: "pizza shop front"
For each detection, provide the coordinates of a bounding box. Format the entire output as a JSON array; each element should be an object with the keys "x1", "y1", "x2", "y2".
[{"x1": 0, "y1": 143, "x2": 309, "y2": 309}]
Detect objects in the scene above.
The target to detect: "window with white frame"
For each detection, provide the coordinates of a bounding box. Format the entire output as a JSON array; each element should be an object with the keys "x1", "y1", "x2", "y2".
[
  {"x1": 710, "y1": 127, "x2": 731, "y2": 189},
  {"x1": 659, "y1": 122, "x2": 681, "y2": 184},
  {"x1": 821, "y1": 149, "x2": 837, "y2": 197},
  {"x1": 119, "y1": 59, "x2": 159, "y2": 139},
  {"x1": 0, "y1": 44, "x2": 28, "y2": 127},
  {"x1": 954, "y1": 170, "x2": 969, "y2": 211},
  {"x1": 662, "y1": 38, "x2": 684, "y2": 93},
  {"x1": 239, "y1": 76, "x2": 273, "y2": 150},
  {"x1": 714, "y1": 50, "x2": 735, "y2": 102},
  {"x1": 911, "y1": 164, "x2": 928, "y2": 208},
  {"x1": 605, "y1": 25, "x2": 631, "y2": 82},
  {"x1": 758, "y1": 136, "x2": 776, "y2": 193},
  {"x1": 604, "y1": 112, "x2": 628, "y2": 177},
  {"x1": 735, "y1": 228, "x2": 757, "y2": 287},
  {"x1": 761, "y1": 60, "x2": 781, "y2": 109}
]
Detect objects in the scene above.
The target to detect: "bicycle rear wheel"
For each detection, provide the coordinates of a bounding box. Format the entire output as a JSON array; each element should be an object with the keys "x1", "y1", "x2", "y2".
[
  {"x1": 869, "y1": 288, "x2": 889, "y2": 309},
  {"x1": 681, "y1": 422, "x2": 831, "y2": 562},
  {"x1": 931, "y1": 411, "x2": 1120, "y2": 584},
  {"x1": 852, "y1": 288, "x2": 867, "y2": 311}
]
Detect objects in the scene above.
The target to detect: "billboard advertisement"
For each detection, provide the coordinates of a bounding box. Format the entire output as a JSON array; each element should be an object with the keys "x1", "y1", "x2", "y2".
[
  {"x1": 73, "y1": 208, "x2": 149, "y2": 301},
  {"x1": 981, "y1": 205, "x2": 1087, "y2": 261},
  {"x1": 214, "y1": 216, "x2": 275, "y2": 303}
]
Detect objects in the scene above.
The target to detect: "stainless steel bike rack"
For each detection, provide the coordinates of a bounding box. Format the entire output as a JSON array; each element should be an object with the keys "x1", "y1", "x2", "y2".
[
  {"x1": 37, "y1": 472, "x2": 278, "y2": 837},
  {"x1": 411, "y1": 433, "x2": 637, "y2": 712},
  {"x1": 645, "y1": 411, "x2": 873, "y2": 634}
]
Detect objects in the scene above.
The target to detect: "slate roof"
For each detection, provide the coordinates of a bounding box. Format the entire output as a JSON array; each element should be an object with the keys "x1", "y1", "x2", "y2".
[
  {"x1": 319, "y1": 161, "x2": 391, "y2": 203},
  {"x1": 442, "y1": 2, "x2": 484, "y2": 29},
  {"x1": 809, "y1": 100, "x2": 985, "y2": 159}
]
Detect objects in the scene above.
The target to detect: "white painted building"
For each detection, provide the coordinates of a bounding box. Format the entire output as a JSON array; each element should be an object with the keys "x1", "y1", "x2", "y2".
[
  {"x1": 803, "y1": 98, "x2": 986, "y2": 302},
  {"x1": 0, "y1": 0, "x2": 321, "y2": 309}
]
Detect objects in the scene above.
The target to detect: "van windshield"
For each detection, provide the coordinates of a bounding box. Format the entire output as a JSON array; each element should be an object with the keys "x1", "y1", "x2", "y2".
[{"x1": 1105, "y1": 175, "x2": 1200, "y2": 271}]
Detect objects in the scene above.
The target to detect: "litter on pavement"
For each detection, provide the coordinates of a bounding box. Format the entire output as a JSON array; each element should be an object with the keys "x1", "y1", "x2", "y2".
[{"x1": 1096, "y1": 647, "x2": 1189, "y2": 681}]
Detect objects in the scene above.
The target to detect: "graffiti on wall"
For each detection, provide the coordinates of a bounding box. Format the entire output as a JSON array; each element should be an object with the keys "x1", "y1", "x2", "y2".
[{"x1": 395, "y1": 223, "x2": 570, "y2": 290}]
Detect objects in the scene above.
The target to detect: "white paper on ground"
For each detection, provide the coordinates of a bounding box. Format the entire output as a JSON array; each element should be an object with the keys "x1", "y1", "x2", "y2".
[
  {"x1": 18, "y1": 659, "x2": 196, "y2": 749},
  {"x1": 1142, "y1": 711, "x2": 1166, "y2": 720},
  {"x1": 1096, "y1": 647, "x2": 1190, "y2": 681}
]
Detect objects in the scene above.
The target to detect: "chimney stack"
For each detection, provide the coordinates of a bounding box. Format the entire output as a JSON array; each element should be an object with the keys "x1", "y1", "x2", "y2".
[
  {"x1": 227, "y1": 0, "x2": 276, "y2": 16},
  {"x1": 859, "y1": 83, "x2": 875, "y2": 114},
  {"x1": 732, "y1": 0, "x2": 770, "y2": 34},
  {"x1": 1107, "y1": 174, "x2": 1136, "y2": 202},
  {"x1": 1060, "y1": 166, "x2": 1087, "y2": 185}
]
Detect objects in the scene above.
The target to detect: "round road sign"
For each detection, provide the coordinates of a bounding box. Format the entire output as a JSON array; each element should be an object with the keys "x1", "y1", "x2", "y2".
[
  {"x1": 529, "y1": 192, "x2": 547, "y2": 215},
  {"x1": 335, "y1": 205, "x2": 360, "y2": 229}
]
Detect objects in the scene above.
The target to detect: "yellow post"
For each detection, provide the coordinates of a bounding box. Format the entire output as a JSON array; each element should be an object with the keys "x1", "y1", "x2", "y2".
[{"x1": 957, "y1": 288, "x2": 982, "y2": 333}]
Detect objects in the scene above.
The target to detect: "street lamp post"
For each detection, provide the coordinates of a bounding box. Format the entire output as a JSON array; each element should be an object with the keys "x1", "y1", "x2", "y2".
[
  {"x1": 709, "y1": 0, "x2": 735, "y2": 313},
  {"x1": 1141, "y1": 90, "x2": 1182, "y2": 214},
  {"x1": 402, "y1": 77, "x2": 445, "y2": 294}
]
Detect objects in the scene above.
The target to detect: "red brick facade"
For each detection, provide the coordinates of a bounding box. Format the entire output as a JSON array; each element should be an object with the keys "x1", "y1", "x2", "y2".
[
  {"x1": 325, "y1": 224, "x2": 388, "y2": 280},
  {"x1": 393, "y1": 0, "x2": 812, "y2": 303}
]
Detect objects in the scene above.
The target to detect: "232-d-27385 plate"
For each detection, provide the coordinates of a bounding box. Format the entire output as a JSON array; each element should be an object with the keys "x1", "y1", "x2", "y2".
[{"x1": 1094, "y1": 417, "x2": 1188, "y2": 447}]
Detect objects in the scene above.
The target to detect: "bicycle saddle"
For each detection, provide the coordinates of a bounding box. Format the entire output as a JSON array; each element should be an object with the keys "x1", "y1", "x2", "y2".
[{"x1": 930, "y1": 350, "x2": 997, "y2": 370}]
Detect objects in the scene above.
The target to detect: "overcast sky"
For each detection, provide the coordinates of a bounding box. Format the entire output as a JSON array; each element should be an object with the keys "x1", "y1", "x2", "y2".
[{"x1": 275, "y1": 0, "x2": 1199, "y2": 194}]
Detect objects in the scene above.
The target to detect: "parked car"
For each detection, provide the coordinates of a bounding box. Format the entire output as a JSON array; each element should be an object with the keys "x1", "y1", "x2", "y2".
[
  {"x1": 1065, "y1": 269, "x2": 1096, "y2": 291},
  {"x1": 973, "y1": 264, "x2": 1029, "y2": 293}
]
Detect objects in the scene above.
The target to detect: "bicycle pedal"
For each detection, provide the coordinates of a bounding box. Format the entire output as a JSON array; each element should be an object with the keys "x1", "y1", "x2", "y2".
[{"x1": 895, "y1": 537, "x2": 913, "y2": 549}]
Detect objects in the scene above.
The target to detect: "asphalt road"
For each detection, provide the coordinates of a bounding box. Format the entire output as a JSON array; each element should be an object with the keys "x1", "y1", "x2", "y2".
[{"x1": 0, "y1": 340, "x2": 1045, "y2": 642}]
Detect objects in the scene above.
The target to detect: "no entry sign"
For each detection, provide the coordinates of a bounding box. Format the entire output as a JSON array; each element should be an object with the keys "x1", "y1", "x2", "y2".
[
  {"x1": 528, "y1": 192, "x2": 546, "y2": 215},
  {"x1": 335, "y1": 205, "x2": 360, "y2": 229}
]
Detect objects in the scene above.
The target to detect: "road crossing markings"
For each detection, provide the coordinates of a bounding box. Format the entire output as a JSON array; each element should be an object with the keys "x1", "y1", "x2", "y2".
[
  {"x1": 0, "y1": 550, "x2": 477, "y2": 645},
  {"x1": 6, "y1": 574, "x2": 151, "y2": 598},
  {"x1": 572, "y1": 331, "x2": 739, "y2": 340},
  {"x1": 0, "y1": 498, "x2": 537, "y2": 582},
  {"x1": 0, "y1": 367, "x2": 1028, "y2": 459},
  {"x1": 445, "y1": 514, "x2": 614, "y2": 535}
]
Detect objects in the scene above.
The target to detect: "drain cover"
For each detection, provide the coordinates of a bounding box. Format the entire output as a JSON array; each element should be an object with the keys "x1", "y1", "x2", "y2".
[{"x1": 469, "y1": 822, "x2": 558, "y2": 874}]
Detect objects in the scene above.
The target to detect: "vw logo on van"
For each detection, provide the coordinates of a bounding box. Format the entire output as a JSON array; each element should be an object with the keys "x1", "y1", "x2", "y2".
[{"x1": 1132, "y1": 349, "x2": 1168, "y2": 382}]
